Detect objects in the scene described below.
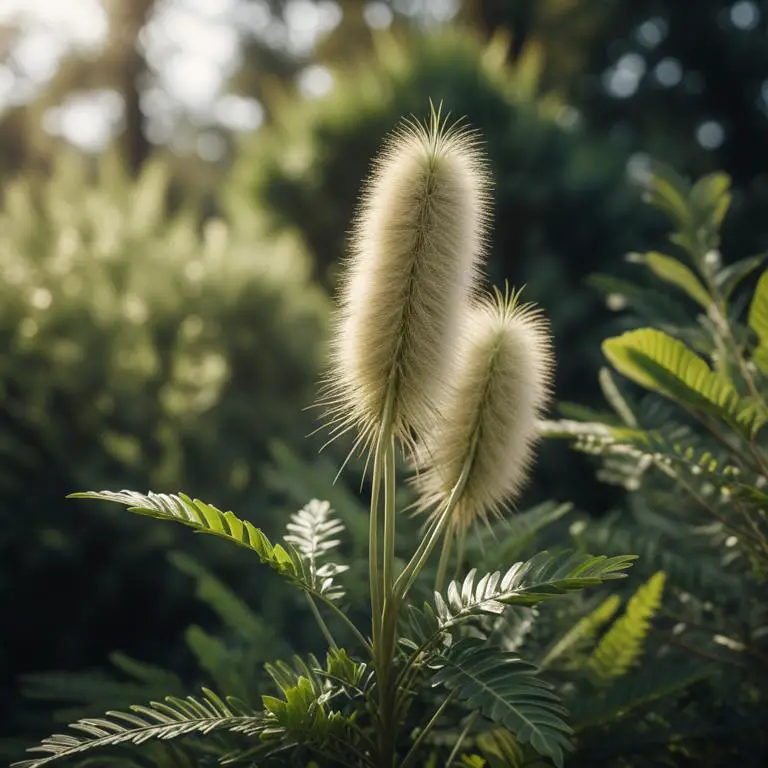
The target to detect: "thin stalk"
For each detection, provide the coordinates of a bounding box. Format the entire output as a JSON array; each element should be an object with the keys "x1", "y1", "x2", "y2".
[
  {"x1": 444, "y1": 712, "x2": 478, "y2": 767},
  {"x1": 375, "y1": 434, "x2": 399, "y2": 768},
  {"x1": 305, "y1": 593, "x2": 337, "y2": 649},
  {"x1": 369, "y1": 434, "x2": 385, "y2": 649},
  {"x1": 399, "y1": 690, "x2": 458, "y2": 768},
  {"x1": 394, "y1": 435, "x2": 476, "y2": 601},
  {"x1": 382, "y1": 433, "x2": 398, "y2": 609},
  {"x1": 313, "y1": 591, "x2": 372, "y2": 655}
]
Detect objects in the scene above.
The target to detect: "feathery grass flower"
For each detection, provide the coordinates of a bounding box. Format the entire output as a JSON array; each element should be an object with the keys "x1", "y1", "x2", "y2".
[
  {"x1": 321, "y1": 107, "x2": 491, "y2": 454},
  {"x1": 413, "y1": 287, "x2": 554, "y2": 534}
]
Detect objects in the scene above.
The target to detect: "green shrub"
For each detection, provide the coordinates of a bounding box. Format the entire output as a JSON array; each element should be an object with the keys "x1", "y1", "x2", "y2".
[
  {"x1": 0, "y1": 152, "x2": 329, "y2": 727},
  {"x1": 545, "y1": 163, "x2": 768, "y2": 764}
]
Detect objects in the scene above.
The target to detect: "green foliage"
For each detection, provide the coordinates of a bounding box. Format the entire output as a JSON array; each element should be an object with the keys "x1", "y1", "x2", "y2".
[
  {"x1": 602, "y1": 328, "x2": 762, "y2": 433},
  {"x1": 0, "y1": 150, "x2": 330, "y2": 728},
  {"x1": 431, "y1": 639, "x2": 571, "y2": 768},
  {"x1": 71, "y1": 491, "x2": 352, "y2": 606},
  {"x1": 11, "y1": 689, "x2": 262, "y2": 768},
  {"x1": 586, "y1": 572, "x2": 665, "y2": 682},
  {"x1": 433, "y1": 553, "x2": 635, "y2": 624},
  {"x1": 539, "y1": 596, "x2": 621, "y2": 671},
  {"x1": 546, "y1": 161, "x2": 768, "y2": 764},
  {"x1": 70, "y1": 490, "x2": 300, "y2": 574},
  {"x1": 17, "y1": 489, "x2": 636, "y2": 767},
  {"x1": 748, "y1": 271, "x2": 768, "y2": 374}
]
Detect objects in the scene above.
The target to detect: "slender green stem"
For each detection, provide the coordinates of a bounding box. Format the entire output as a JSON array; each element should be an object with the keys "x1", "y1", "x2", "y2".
[
  {"x1": 305, "y1": 593, "x2": 336, "y2": 649},
  {"x1": 382, "y1": 433, "x2": 398, "y2": 608},
  {"x1": 399, "y1": 690, "x2": 458, "y2": 768},
  {"x1": 312, "y1": 591, "x2": 373, "y2": 655},
  {"x1": 394, "y1": 437, "x2": 475, "y2": 601},
  {"x1": 369, "y1": 431, "x2": 385, "y2": 649},
  {"x1": 444, "y1": 712, "x2": 478, "y2": 767},
  {"x1": 369, "y1": 391, "x2": 397, "y2": 768},
  {"x1": 374, "y1": 434, "x2": 400, "y2": 766}
]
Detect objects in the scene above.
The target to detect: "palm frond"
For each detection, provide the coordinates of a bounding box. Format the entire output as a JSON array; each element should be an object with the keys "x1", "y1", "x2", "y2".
[
  {"x1": 431, "y1": 639, "x2": 571, "y2": 768},
  {"x1": 13, "y1": 690, "x2": 263, "y2": 768}
]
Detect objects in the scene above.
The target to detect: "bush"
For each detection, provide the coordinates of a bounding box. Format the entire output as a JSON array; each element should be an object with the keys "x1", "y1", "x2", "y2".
[
  {"x1": 0, "y1": 152, "x2": 329, "y2": 730},
  {"x1": 545, "y1": 164, "x2": 768, "y2": 764}
]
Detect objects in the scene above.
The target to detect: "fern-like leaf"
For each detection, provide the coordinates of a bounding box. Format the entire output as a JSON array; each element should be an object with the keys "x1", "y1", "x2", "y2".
[
  {"x1": 587, "y1": 571, "x2": 666, "y2": 682},
  {"x1": 602, "y1": 328, "x2": 763, "y2": 433},
  {"x1": 70, "y1": 490, "x2": 305, "y2": 581},
  {"x1": 284, "y1": 499, "x2": 349, "y2": 600},
  {"x1": 260, "y1": 677, "x2": 362, "y2": 755},
  {"x1": 433, "y1": 551, "x2": 636, "y2": 628},
  {"x1": 748, "y1": 270, "x2": 768, "y2": 374},
  {"x1": 431, "y1": 639, "x2": 572, "y2": 768},
  {"x1": 13, "y1": 690, "x2": 263, "y2": 768}
]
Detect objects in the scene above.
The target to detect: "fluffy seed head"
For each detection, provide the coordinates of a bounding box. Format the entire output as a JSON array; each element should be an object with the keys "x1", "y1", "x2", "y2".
[
  {"x1": 320, "y1": 107, "x2": 491, "y2": 454},
  {"x1": 413, "y1": 287, "x2": 554, "y2": 534}
]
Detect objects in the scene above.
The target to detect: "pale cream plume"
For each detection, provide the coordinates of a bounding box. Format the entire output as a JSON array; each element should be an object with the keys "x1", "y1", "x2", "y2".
[{"x1": 413, "y1": 287, "x2": 554, "y2": 534}]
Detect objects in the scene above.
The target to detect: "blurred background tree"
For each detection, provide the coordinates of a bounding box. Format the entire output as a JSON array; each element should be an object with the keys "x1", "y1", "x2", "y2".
[{"x1": 2, "y1": 0, "x2": 768, "y2": 756}]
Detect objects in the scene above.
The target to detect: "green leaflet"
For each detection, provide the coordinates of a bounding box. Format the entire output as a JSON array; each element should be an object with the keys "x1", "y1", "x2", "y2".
[
  {"x1": 432, "y1": 551, "x2": 635, "y2": 628},
  {"x1": 431, "y1": 638, "x2": 572, "y2": 768},
  {"x1": 11, "y1": 690, "x2": 262, "y2": 768},
  {"x1": 69, "y1": 490, "x2": 306, "y2": 583},
  {"x1": 748, "y1": 270, "x2": 768, "y2": 375},
  {"x1": 641, "y1": 163, "x2": 690, "y2": 228},
  {"x1": 283, "y1": 499, "x2": 349, "y2": 600},
  {"x1": 587, "y1": 572, "x2": 666, "y2": 682},
  {"x1": 630, "y1": 251, "x2": 711, "y2": 310},
  {"x1": 260, "y1": 676, "x2": 358, "y2": 749},
  {"x1": 602, "y1": 328, "x2": 763, "y2": 433}
]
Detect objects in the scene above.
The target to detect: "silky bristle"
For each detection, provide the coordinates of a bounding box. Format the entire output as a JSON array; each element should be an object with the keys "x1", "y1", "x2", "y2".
[
  {"x1": 413, "y1": 287, "x2": 554, "y2": 533},
  {"x1": 319, "y1": 106, "x2": 491, "y2": 456}
]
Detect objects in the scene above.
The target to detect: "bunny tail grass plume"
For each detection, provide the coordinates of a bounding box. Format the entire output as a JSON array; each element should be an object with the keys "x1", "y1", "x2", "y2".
[
  {"x1": 414, "y1": 286, "x2": 554, "y2": 534},
  {"x1": 319, "y1": 105, "x2": 491, "y2": 456}
]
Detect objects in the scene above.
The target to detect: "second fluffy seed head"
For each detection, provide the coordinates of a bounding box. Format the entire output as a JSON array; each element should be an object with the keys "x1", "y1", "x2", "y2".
[{"x1": 413, "y1": 287, "x2": 554, "y2": 534}]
